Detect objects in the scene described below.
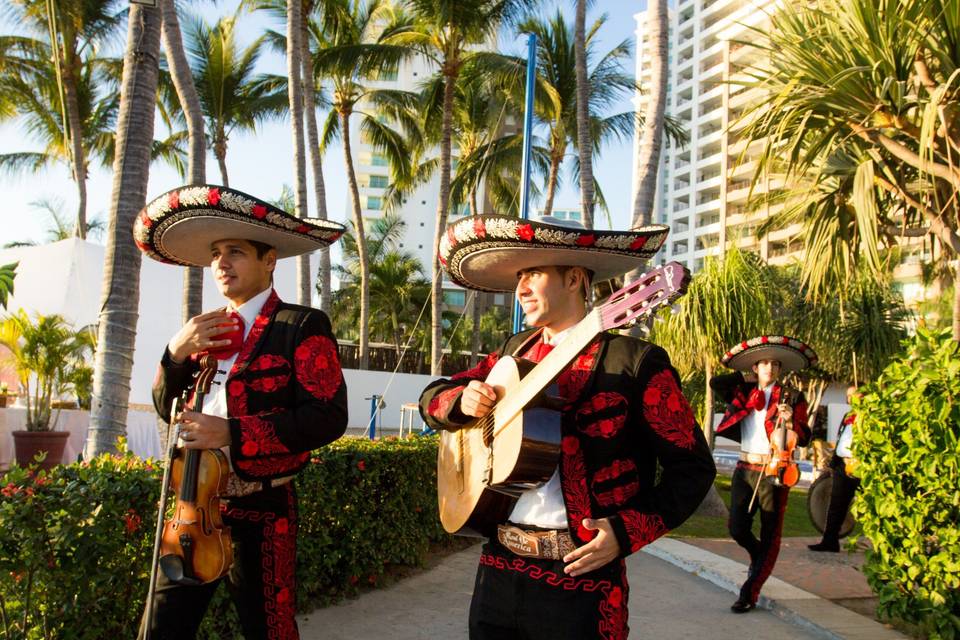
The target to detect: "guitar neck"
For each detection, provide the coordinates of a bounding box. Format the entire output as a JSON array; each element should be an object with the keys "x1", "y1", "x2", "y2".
[{"x1": 494, "y1": 310, "x2": 603, "y2": 430}]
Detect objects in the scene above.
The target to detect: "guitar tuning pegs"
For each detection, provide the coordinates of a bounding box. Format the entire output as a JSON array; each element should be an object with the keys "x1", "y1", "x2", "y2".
[{"x1": 217, "y1": 369, "x2": 227, "y2": 375}]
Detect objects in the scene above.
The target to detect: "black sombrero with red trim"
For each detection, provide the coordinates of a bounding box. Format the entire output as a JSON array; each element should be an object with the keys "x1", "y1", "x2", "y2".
[
  {"x1": 438, "y1": 214, "x2": 669, "y2": 292},
  {"x1": 133, "y1": 185, "x2": 345, "y2": 267},
  {"x1": 721, "y1": 335, "x2": 818, "y2": 373}
]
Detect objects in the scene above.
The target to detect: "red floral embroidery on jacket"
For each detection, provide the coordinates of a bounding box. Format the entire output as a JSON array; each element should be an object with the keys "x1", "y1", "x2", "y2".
[
  {"x1": 592, "y1": 458, "x2": 640, "y2": 508},
  {"x1": 294, "y1": 335, "x2": 342, "y2": 401},
  {"x1": 230, "y1": 291, "x2": 281, "y2": 378},
  {"x1": 246, "y1": 354, "x2": 292, "y2": 393},
  {"x1": 428, "y1": 385, "x2": 466, "y2": 421},
  {"x1": 642, "y1": 370, "x2": 697, "y2": 450},
  {"x1": 620, "y1": 511, "x2": 667, "y2": 553},
  {"x1": 238, "y1": 415, "x2": 290, "y2": 457},
  {"x1": 576, "y1": 392, "x2": 627, "y2": 438},
  {"x1": 236, "y1": 452, "x2": 309, "y2": 478},
  {"x1": 594, "y1": 481, "x2": 640, "y2": 508},
  {"x1": 451, "y1": 352, "x2": 500, "y2": 382},
  {"x1": 558, "y1": 342, "x2": 599, "y2": 407},
  {"x1": 592, "y1": 459, "x2": 638, "y2": 484},
  {"x1": 561, "y1": 435, "x2": 595, "y2": 542}
]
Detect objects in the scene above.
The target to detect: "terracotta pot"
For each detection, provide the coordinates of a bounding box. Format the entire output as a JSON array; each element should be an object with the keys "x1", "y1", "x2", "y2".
[
  {"x1": 12, "y1": 431, "x2": 71, "y2": 470},
  {"x1": 0, "y1": 395, "x2": 7, "y2": 408}
]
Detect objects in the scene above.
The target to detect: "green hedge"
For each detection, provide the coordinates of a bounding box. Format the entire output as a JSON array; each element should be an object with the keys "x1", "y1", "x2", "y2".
[
  {"x1": 852, "y1": 328, "x2": 960, "y2": 639},
  {"x1": 0, "y1": 435, "x2": 448, "y2": 639}
]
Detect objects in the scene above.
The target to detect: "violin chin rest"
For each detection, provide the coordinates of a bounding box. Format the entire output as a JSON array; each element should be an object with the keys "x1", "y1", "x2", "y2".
[{"x1": 160, "y1": 554, "x2": 203, "y2": 586}]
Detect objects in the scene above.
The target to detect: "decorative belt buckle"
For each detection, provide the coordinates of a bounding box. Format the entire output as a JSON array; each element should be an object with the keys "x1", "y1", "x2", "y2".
[{"x1": 497, "y1": 526, "x2": 540, "y2": 558}]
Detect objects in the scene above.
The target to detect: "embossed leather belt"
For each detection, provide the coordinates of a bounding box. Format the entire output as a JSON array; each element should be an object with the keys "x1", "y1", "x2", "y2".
[
  {"x1": 496, "y1": 525, "x2": 576, "y2": 560},
  {"x1": 739, "y1": 452, "x2": 768, "y2": 464}
]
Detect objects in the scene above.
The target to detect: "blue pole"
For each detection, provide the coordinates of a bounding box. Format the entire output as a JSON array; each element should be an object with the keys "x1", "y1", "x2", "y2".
[
  {"x1": 512, "y1": 33, "x2": 537, "y2": 335},
  {"x1": 367, "y1": 394, "x2": 381, "y2": 440}
]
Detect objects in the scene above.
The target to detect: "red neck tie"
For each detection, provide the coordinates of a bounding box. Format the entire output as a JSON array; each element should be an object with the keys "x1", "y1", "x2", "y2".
[
  {"x1": 747, "y1": 387, "x2": 767, "y2": 412},
  {"x1": 204, "y1": 311, "x2": 245, "y2": 360},
  {"x1": 524, "y1": 340, "x2": 555, "y2": 363}
]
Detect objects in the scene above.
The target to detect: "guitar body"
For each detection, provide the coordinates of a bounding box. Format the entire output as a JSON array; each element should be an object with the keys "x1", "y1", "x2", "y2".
[{"x1": 438, "y1": 357, "x2": 561, "y2": 536}]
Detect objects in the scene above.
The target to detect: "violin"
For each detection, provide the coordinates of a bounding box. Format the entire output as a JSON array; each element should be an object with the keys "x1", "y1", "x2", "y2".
[
  {"x1": 158, "y1": 354, "x2": 233, "y2": 585},
  {"x1": 764, "y1": 388, "x2": 800, "y2": 487}
]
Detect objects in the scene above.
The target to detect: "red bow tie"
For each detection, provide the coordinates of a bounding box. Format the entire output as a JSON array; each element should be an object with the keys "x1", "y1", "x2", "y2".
[
  {"x1": 524, "y1": 340, "x2": 555, "y2": 363},
  {"x1": 204, "y1": 311, "x2": 245, "y2": 361},
  {"x1": 747, "y1": 388, "x2": 768, "y2": 412}
]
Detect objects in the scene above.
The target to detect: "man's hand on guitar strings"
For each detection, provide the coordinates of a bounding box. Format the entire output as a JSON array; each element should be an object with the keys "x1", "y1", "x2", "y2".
[
  {"x1": 460, "y1": 380, "x2": 497, "y2": 418},
  {"x1": 562, "y1": 518, "x2": 621, "y2": 576}
]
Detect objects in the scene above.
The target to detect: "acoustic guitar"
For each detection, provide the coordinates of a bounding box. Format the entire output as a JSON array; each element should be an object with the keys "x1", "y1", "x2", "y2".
[{"x1": 438, "y1": 262, "x2": 690, "y2": 536}]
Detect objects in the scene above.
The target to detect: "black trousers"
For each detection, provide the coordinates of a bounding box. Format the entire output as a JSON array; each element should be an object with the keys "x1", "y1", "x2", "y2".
[
  {"x1": 141, "y1": 483, "x2": 299, "y2": 640},
  {"x1": 821, "y1": 455, "x2": 860, "y2": 543},
  {"x1": 727, "y1": 462, "x2": 789, "y2": 604},
  {"x1": 469, "y1": 539, "x2": 629, "y2": 640}
]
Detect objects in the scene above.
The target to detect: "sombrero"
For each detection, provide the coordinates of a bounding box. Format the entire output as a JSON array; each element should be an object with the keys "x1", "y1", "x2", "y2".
[
  {"x1": 438, "y1": 214, "x2": 669, "y2": 292},
  {"x1": 133, "y1": 185, "x2": 345, "y2": 267},
  {"x1": 721, "y1": 335, "x2": 818, "y2": 373}
]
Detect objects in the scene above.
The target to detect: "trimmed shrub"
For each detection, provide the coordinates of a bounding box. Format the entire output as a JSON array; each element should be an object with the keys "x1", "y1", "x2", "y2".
[
  {"x1": 852, "y1": 328, "x2": 960, "y2": 639},
  {"x1": 0, "y1": 435, "x2": 448, "y2": 639}
]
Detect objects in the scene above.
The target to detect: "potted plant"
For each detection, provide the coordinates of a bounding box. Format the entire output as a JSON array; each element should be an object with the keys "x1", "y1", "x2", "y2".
[
  {"x1": 0, "y1": 381, "x2": 10, "y2": 408},
  {"x1": 0, "y1": 310, "x2": 94, "y2": 469}
]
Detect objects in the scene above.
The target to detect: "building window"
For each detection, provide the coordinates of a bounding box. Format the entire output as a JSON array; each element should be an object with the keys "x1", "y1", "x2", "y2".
[
  {"x1": 371, "y1": 153, "x2": 388, "y2": 167},
  {"x1": 443, "y1": 290, "x2": 466, "y2": 306},
  {"x1": 369, "y1": 175, "x2": 389, "y2": 188},
  {"x1": 367, "y1": 196, "x2": 383, "y2": 210}
]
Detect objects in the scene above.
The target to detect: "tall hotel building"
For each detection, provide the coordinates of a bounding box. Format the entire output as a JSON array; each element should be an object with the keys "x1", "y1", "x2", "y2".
[{"x1": 632, "y1": 1, "x2": 931, "y2": 305}]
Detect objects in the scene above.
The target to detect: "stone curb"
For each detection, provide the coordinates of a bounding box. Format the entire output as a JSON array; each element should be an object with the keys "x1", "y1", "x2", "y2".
[{"x1": 643, "y1": 538, "x2": 907, "y2": 640}]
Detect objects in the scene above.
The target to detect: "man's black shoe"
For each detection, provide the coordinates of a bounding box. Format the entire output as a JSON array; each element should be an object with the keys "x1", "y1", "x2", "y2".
[
  {"x1": 807, "y1": 541, "x2": 840, "y2": 552},
  {"x1": 730, "y1": 599, "x2": 755, "y2": 614}
]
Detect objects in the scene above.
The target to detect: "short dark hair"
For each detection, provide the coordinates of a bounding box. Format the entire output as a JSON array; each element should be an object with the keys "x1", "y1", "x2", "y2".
[{"x1": 247, "y1": 239, "x2": 274, "y2": 259}]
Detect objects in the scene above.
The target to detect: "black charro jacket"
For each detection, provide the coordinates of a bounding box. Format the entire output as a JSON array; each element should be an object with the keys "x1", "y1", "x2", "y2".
[
  {"x1": 153, "y1": 290, "x2": 348, "y2": 483},
  {"x1": 419, "y1": 328, "x2": 716, "y2": 556},
  {"x1": 710, "y1": 371, "x2": 810, "y2": 446}
]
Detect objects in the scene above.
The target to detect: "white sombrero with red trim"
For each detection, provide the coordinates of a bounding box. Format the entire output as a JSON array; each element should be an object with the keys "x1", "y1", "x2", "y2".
[
  {"x1": 438, "y1": 214, "x2": 669, "y2": 292},
  {"x1": 721, "y1": 335, "x2": 818, "y2": 373},
  {"x1": 133, "y1": 185, "x2": 345, "y2": 267}
]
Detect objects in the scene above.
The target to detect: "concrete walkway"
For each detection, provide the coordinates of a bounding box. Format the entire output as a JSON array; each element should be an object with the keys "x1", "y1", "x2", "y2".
[{"x1": 297, "y1": 543, "x2": 825, "y2": 639}]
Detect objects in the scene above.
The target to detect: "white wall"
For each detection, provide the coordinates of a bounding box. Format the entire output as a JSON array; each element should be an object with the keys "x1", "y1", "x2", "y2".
[{"x1": 342, "y1": 368, "x2": 436, "y2": 431}]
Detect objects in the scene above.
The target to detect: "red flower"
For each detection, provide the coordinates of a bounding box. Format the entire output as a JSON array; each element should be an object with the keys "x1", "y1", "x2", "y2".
[
  {"x1": 1, "y1": 483, "x2": 17, "y2": 497},
  {"x1": 357, "y1": 459, "x2": 366, "y2": 471},
  {"x1": 368, "y1": 575, "x2": 377, "y2": 585},
  {"x1": 140, "y1": 212, "x2": 153, "y2": 229},
  {"x1": 473, "y1": 218, "x2": 486, "y2": 238},
  {"x1": 761, "y1": 336, "x2": 769, "y2": 343},
  {"x1": 517, "y1": 223, "x2": 534, "y2": 241},
  {"x1": 123, "y1": 509, "x2": 142, "y2": 535},
  {"x1": 274, "y1": 517, "x2": 289, "y2": 535},
  {"x1": 561, "y1": 436, "x2": 579, "y2": 455},
  {"x1": 609, "y1": 586, "x2": 623, "y2": 608},
  {"x1": 349, "y1": 575, "x2": 359, "y2": 586},
  {"x1": 252, "y1": 204, "x2": 267, "y2": 219},
  {"x1": 576, "y1": 234, "x2": 595, "y2": 246},
  {"x1": 629, "y1": 236, "x2": 648, "y2": 250},
  {"x1": 208, "y1": 187, "x2": 221, "y2": 206},
  {"x1": 241, "y1": 440, "x2": 259, "y2": 456},
  {"x1": 168, "y1": 190, "x2": 180, "y2": 209},
  {"x1": 228, "y1": 380, "x2": 245, "y2": 397}
]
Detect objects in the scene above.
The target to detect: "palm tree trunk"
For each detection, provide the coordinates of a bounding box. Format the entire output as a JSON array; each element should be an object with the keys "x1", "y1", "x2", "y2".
[
  {"x1": 61, "y1": 51, "x2": 89, "y2": 240},
  {"x1": 543, "y1": 146, "x2": 563, "y2": 217},
  {"x1": 574, "y1": 0, "x2": 594, "y2": 230},
  {"x1": 85, "y1": 1, "x2": 162, "y2": 458},
  {"x1": 161, "y1": 0, "x2": 206, "y2": 321},
  {"x1": 631, "y1": 0, "x2": 668, "y2": 230},
  {"x1": 287, "y1": 0, "x2": 312, "y2": 306},
  {"x1": 432, "y1": 69, "x2": 457, "y2": 375},
  {"x1": 216, "y1": 141, "x2": 230, "y2": 187},
  {"x1": 341, "y1": 111, "x2": 369, "y2": 369},
  {"x1": 301, "y1": 18, "x2": 331, "y2": 313}
]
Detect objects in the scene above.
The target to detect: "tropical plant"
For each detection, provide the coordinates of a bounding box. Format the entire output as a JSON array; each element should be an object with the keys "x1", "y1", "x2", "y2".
[
  {"x1": 738, "y1": 0, "x2": 960, "y2": 338},
  {"x1": 181, "y1": 9, "x2": 287, "y2": 186},
  {"x1": 0, "y1": 311, "x2": 94, "y2": 430},
  {"x1": 315, "y1": 0, "x2": 420, "y2": 369},
  {"x1": 86, "y1": 2, "x2": 163, "y2": 458},
  {"x1": 0, "y1": 262, "x2": 16, "y2": 309},
  {"x1": 1, "y1": 0, "x2": 125, "y2": 238},
  {"x1": 384, "y1": 0, "x2": 529, "y2": 375},
  {"x1": 3, "y1": 198, "x2": 106, "y2": 247}
]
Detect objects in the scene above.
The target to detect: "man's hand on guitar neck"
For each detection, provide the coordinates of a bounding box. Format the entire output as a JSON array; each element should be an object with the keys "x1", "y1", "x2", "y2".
[
  {"x1": 460, "y1": 380, "x2": 498, "y2": 418},
  {"x1": 562, "y1": 518, "x2": 621, "y2": 576}
]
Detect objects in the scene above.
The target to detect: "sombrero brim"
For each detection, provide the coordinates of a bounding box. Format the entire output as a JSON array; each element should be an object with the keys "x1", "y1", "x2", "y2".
[
  {"x1": 133, "y1": 185, "x2": 345, "y2": 267},
  {"x1": 721, "y1": 336, "x2": 818, "y2": 373},
  {"x1": 439, "y1": 215, "x2": 669, "y2": 292}
]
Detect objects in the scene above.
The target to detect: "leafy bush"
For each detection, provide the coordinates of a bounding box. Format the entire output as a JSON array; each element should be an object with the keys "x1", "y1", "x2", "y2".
[
  {"x1": 0, "y1": 436, "x2": 448, "y2": 639},
  {"x1": 852, "y1": 328, "x2": 960, "y2": 639}
]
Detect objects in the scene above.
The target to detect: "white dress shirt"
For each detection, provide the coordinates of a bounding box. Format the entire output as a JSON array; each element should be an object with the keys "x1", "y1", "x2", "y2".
[
  {"x1": 836, "y1": 416, "x2": 854, "y2": 458},
  {"x1": 741, "y1": 384, "x2": 774, "y2": 455}
]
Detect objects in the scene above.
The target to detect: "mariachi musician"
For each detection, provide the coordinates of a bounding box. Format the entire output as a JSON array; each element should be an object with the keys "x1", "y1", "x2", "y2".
[
  {"x1": 710, "y1": 335, "x2": 817, "y2": 613},
  {"x1": 809, "y1": 384, "x2": 859, "y2": 552},
  {"x1": 133, "y1": 185, "x2": 348, "y2": 639},
  {"x1": 419, "y1": 214, "x2": 716, "y2": 639}
]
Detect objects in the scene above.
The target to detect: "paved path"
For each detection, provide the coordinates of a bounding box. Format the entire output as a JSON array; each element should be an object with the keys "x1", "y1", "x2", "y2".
[{"x1": 296, "y1": 543, "x2": 823, "y2": 640}]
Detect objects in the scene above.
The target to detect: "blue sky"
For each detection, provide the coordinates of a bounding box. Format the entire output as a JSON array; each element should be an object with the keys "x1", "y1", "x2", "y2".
[{"x1": 0, "y1": 1, "x2": 648, "y2": 251}]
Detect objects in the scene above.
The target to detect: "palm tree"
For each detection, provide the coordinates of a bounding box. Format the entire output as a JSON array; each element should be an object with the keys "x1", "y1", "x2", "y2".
[
  {"x1": 0, "y1": 262, "x2": 16, "y2": 309},
  {"x1": 160, "y1": 0, "x2": 206, "y2": 321},
  {"x1": 315, "y1": 0, "x2": 419, "y2": 370},
  {"x1": 3, "y1": 198, "x2": 106, "y2": 247},
  {"x1": 573, "y1": 0, "x2": 593, "y2": 229},
  {"x1": 183, "y1": 9, "x2": 288, "y2": 186},
  {"x1": 2, "y1": 0, "x2": 125, "y2": 238},
  {"x1": 631, "y1": 0, "x2": 668, "y2": 229},
  {"x1": 86, "y1": 1, "x2": 163, "y2": 457},
  {"x1": 738, "y1": 0, "x2": 960, "y2": 338},
  {"x1": 517, "y1": 10, "x2": 649, "y2": 218},
  {"x1": 385, "y1": 0, "x2": 528, "y2": 375}
]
